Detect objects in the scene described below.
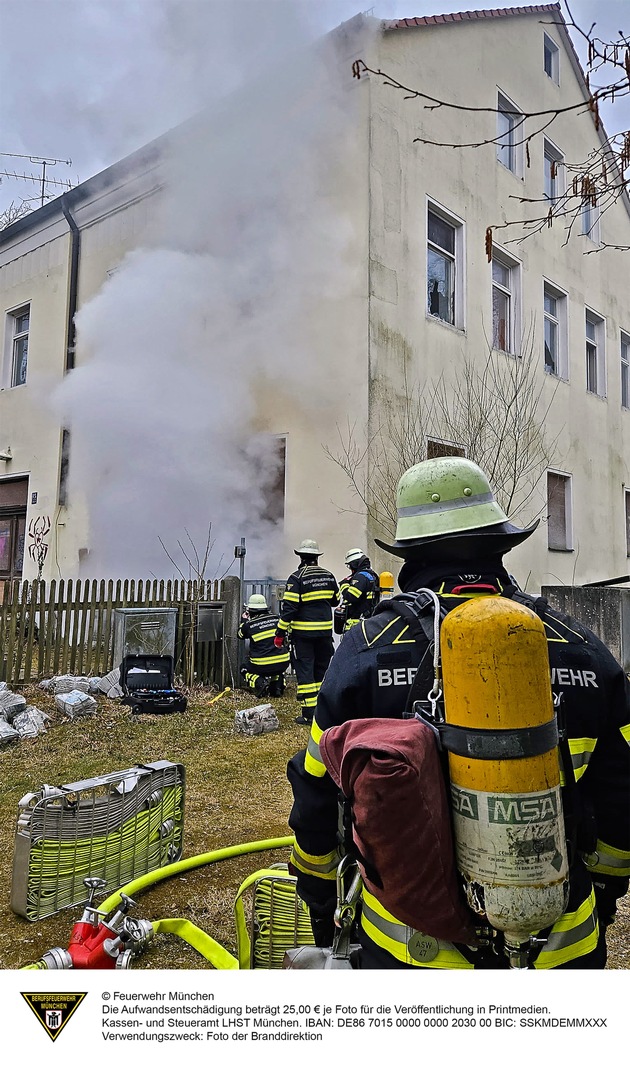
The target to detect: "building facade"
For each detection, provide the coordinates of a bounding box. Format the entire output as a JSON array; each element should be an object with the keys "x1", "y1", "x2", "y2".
[{"x1": 1, "y1": 4, "x2": 628, "y2": 592}]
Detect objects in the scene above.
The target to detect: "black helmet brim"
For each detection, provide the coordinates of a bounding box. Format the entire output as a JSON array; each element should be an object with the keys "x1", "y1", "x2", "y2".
[{"x1": 374, "y1": 519, "x2": 539, "y2": 559}]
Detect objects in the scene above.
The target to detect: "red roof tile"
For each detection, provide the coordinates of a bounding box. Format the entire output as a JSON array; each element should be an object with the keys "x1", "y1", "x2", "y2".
[{"x1": 383, "y1": 4, "x2": 561, "y2": 30}]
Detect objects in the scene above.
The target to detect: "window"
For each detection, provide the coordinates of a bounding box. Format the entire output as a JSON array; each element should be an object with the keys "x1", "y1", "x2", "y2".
[
  {"x1": 547, "y1": 471, "x2": 572, "y2": 551},
  {"x1": 543, "y1": 33, "x2": 559, "y2": 83},
  {"x1": 621, "y1": 332, "x2": 630, "y2": 409},
  {"x1": 543, "y1": 281, "x2": 567, "y2": 378},
  {"x1": 8, "y1": 305, "x2": 29, "y2": 387},
  {"x1": 491, "y1": 249, "x2": 520, "y2": 354},
  {"x1": 426, "y1": 439, "x2": 465, "y2": 460},
  {"x1": 581, "y1": 197, "x2": 600, "y2": 242},
  {"x1": 260, "y1": 435, "x2": 286, "y2": 526},
  {"x1": 497, "y1": 92, "x2": 523, "y2": 174},
  {"x1": 0, "y1": 477, "x2": 28, "y2": 580},
  {"x1": 626, "y1": 490, "x2": 630, "y2": 556},
  {"x1": 427, "y1": 203, "x2": 464, "y2": 328},
  {"x1": 585, "y1": 310, "x2": 606, "y2": 396},
  {"x1": 543, "y1": 139, "x2": 564, "y2": 204}
]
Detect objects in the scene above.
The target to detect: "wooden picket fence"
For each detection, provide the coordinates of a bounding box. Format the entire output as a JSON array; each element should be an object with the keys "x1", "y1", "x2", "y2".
[{"x1": 0, "y1": 577, "x2": 236, "y2": 688}]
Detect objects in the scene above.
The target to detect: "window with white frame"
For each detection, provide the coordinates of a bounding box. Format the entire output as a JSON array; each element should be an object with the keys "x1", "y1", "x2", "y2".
[
  {"x1": 427, "y1": 204, "x2": 464, "y2": 328},
  {"x1": 547, "y1": 471, "x2": 572, "y2": 551},
  {"x1": 621, "y1": 332, "x2": 630, "y2": 409},
  {"x1": 497, "y1": 92, "x2": 523, "y2": 174},
  {"x1": 7, "y1": 305, "x2": 30, "y2": 387},
  {"x1": 626, "y1": 490, "x2": 630, "y2": 556},
  {"x1": 543, "y1": 281, "x2": 567, "y2": 378},
  {"x1": 491, "y1": 249, "x2": 520, "y2": 354},
  {"x1": 543, "y1": 138, "x2": 564, "y2": 205},
  {"x1": 543, "y1": 33, "x2": 559, "y2": 83},
  {"x1": 581, "y1": 197, "x2": 600, "y2": 242},
  {"x1": 585, "y1": 309, "x2": 606, "y2": 396}
]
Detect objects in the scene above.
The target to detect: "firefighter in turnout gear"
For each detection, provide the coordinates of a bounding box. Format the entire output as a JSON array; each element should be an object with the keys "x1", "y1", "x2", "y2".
[
  {"x1": 336, "y1": 548, "x2": 380, "y2": 633},
  {"x1": 287, "y1": 457, "x2": 630, "y2": 968},
  {"x1": 275, "y1": 539, "x2": 339, "y2": 725},
  {"x1": 238, "y1": 594, "x2": 289, "y2": 698}
]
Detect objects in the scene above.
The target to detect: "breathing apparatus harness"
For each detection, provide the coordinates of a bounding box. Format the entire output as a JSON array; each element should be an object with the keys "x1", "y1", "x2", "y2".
[
  {"x1": 334, "y1": 585, "x2": 586, "y2": 969},
  {"x1": 390, "y1": 585, "x2": 585, "y2": 968}
]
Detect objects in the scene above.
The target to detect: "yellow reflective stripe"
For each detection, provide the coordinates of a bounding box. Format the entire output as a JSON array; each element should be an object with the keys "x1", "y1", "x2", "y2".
[
  {"x1": 291, "y1": 621, "x2": 333, "y2": 631},
  {"x1": 301, "y1": 591, "x2": 336, "y2": 601},
  {"x1": 621, "y1": 723, "x2": 630, "y2": 746},
  {"x1": 251, "y1": 628, "x2": 276, "y2": 641},
  {"x1": 296, "y1": 683, "x2": 319, "y2": 693},
  {"x1": 290, "y1": 843, "x2": 340, "y2": 880},
  {"x1": 587, "y1": 840, "x2": 630, "y2": 877},
  {"x1": 277, "y1": 620, "x2": 291, "y2": 632},
  {"x1": 304, "y1": 721, "x2": 326, "y2": 778},
  {"x1": 534, "y1": 890, "x2": 599, "y2": 968},
  {"x1": 360, "y1": 889, "x2": 473, "y2": 969},
  {"x1": 345, "y1": 586, "x2": 363, "y2": 600},
  {"x1": 250, "y1": 653, "x2": 289, "y2": 666},
  {"x1": 344, "y1": 618, "x2": 362, "y2": 629},
  {"x1": 282, "y1": 591, "x2": 300, "y2": 603},
  {"x1": 568, "y1": 736, "x2": 596, "y2": 781}
]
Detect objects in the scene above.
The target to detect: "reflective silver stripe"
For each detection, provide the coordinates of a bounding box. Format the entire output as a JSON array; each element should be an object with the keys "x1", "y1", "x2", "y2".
[
  {"x1": 542, "y1": 911, "x2": 596, "y2": 953},
  {"x1": 361, "y1": 896, "x2": 471, "y2": 968},
  {"x1": 590, "y1": 840, "x2": 630, "y2": 876},
  {"x1": 291, "y1": 845, "x2": 340, "y2": 878},
  {"x1": 398, "y1": 491, "x2": 494, "y2": 518}
]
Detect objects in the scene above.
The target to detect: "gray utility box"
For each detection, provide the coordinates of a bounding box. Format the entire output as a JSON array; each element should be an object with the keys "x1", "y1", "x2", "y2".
[
  {"x1": 541, "y1": 586, "x2": 630, "y2": 674},
  {"x1": 113, "y1": 608, "x2": 178, "y2": 665},
  {"x1": 197, "y1": 602, "x2": 225, "y2": 642}
]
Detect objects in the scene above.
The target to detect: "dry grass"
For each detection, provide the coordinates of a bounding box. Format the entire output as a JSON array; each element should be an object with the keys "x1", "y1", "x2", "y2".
[
  {"x1": 0, "y1": 680, "x2": 627, "y2": 970},
  {"x1": 0, "y1": 681, "x2": 305, "y2": 970}
]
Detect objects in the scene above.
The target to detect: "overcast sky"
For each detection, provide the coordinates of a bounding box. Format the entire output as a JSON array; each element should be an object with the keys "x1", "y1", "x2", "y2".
[{"x1": 1, "y1": 0, "x2": 629, "y2": 214}]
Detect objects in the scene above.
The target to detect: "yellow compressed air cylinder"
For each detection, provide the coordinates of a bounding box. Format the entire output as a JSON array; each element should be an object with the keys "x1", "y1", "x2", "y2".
[{"x1": 441, "y1": 596, "x2": 568, "y2": 950}]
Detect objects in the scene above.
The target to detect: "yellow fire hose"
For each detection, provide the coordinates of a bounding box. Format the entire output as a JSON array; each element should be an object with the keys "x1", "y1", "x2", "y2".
[{"x1": 21, "y1": 835, "x2": 295, "y2": 971}]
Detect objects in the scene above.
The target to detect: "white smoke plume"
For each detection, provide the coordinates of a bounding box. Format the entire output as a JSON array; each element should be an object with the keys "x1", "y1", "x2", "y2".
[{"x1": 54, "y1": 5, "x2": 373, "y2": 580}]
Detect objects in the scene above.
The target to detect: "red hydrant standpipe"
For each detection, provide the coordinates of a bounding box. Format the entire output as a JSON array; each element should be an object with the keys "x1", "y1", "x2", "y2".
[{"x1": 36, "y1": 878, "x2": 154, "y2": 970}]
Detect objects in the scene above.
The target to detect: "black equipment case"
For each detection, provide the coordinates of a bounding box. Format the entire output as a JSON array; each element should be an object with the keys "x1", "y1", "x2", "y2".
[{"x1": 119, "y1": 655, "x2": 187, "y2": 715}]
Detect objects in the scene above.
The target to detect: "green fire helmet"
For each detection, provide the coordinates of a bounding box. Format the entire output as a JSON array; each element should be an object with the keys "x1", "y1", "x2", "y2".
[
  {"x1": 246, "y1": 594, "x2": 268, "y2": 611},
  {"x1": 374, "y1": 457, "x2": 538, "y2": 559},
  {"x1": 294, "y1": 538, "x2": 322, "y2": 557}
]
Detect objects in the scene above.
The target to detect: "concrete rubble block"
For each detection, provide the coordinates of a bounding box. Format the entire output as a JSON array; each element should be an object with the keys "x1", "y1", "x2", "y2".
[
  {"x1": 0, "y1": 719, "x2": 20, "y2": 746},
  {"x1": 54, "y1": 689, "x2": 98, "y2": 719},
  {"x1": 0, "y1": 690, "x2": 28, "y2": 722},
  {"x1": 13, "y1": 706, "x2": 51, "y2": 739},
  {"x1": 234, "y1": 703, "x2": 280, "y2": 736},
  {"x1": 51, "y1": 675, "x2": 91, "y2": 695},
  {"x1": 98, "y1": 668, "x2": 123, "y2": 698}
]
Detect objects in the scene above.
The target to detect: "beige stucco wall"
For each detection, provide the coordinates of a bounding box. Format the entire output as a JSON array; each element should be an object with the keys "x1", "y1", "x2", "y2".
[
  {"x1": 365, "y1": 13, "x2": 630, "y2": 591},
  {"x1": 0, "y1": 164, "x2": 161, "y2": 580}
]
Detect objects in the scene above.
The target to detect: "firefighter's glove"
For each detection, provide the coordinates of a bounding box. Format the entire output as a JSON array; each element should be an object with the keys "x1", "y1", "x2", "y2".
[
  {"x1": 593, "y1": 874, "x2": 629, "y2": 929},
  {"x1": 274, "y1": 636, "x2": 285, "y2": 649}
]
